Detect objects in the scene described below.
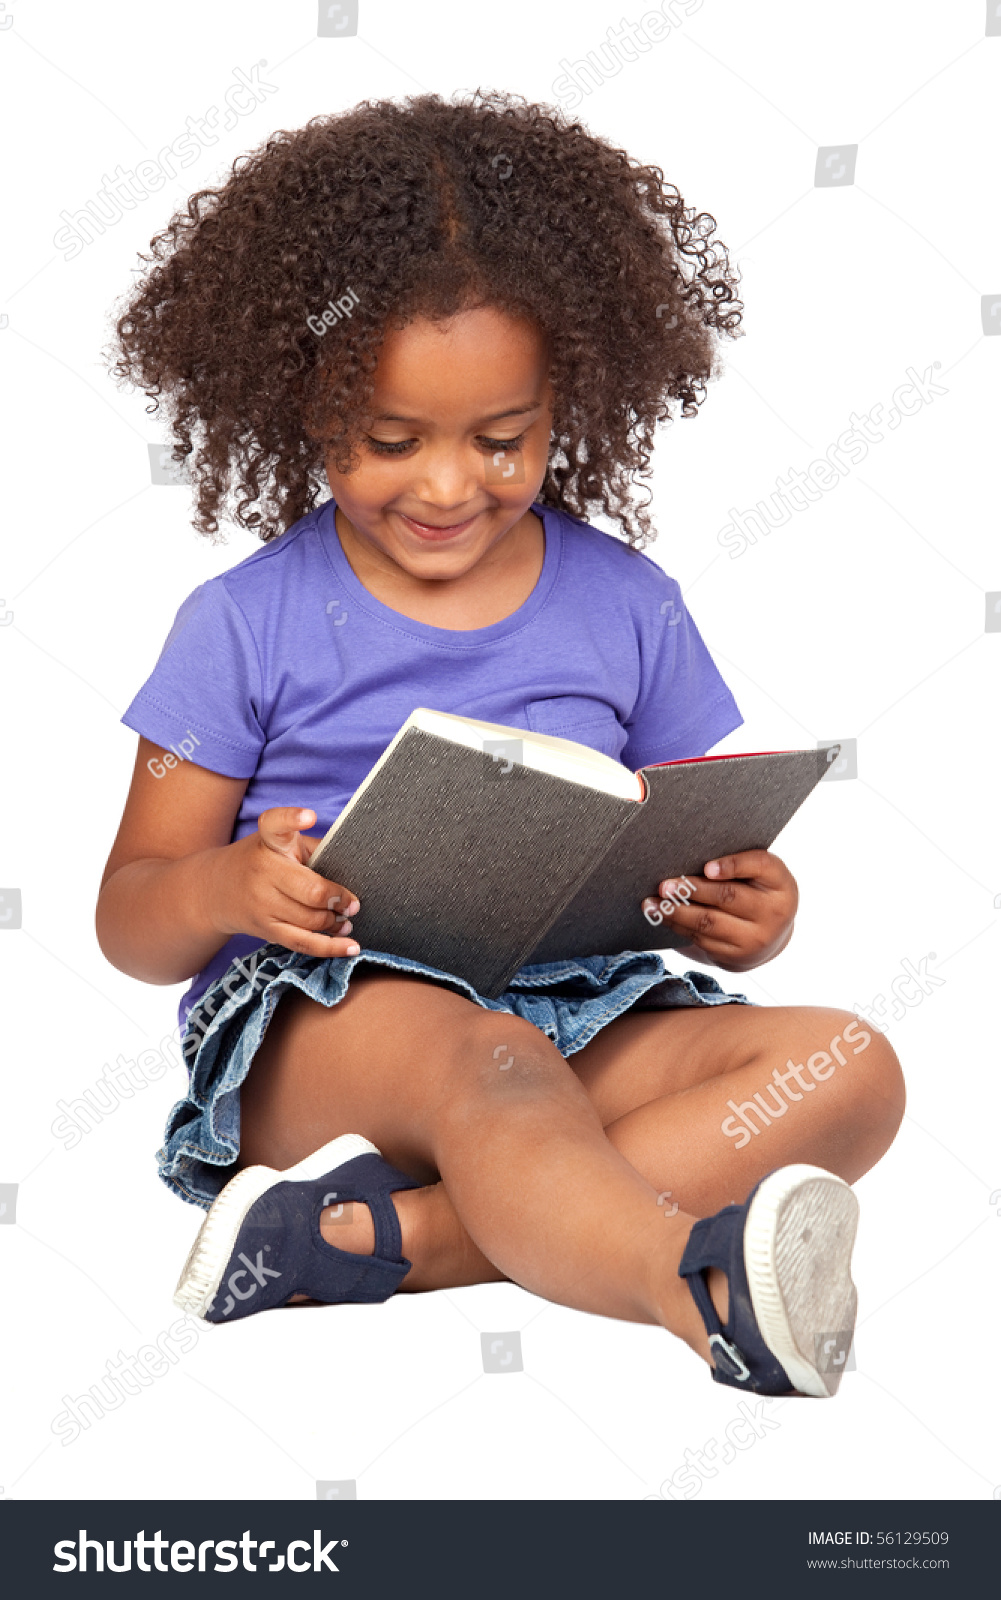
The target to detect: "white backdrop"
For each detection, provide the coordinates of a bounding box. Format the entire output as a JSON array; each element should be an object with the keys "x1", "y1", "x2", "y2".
[{"x1": 1, "y1": 0, "x2": 998, "y2": 1503}]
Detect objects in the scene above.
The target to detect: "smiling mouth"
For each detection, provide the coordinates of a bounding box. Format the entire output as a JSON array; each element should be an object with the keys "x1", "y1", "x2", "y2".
[{"x1": 396, "y1": 510, "x2": 481, "y2": 537}]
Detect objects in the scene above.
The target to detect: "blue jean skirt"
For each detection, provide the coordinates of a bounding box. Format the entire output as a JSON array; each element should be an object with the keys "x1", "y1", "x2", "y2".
[{"x1": 158, "y1": 944, "x2": 755, "y2": 1211}]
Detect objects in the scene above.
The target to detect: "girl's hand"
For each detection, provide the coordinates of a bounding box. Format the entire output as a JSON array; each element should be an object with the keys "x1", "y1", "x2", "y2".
[
  {"x1": 640, "y1": 849, "x2": 797, "y2": 972},
  {"x1": 209, "y1": 806, "x2": 362, "y2": 958}
]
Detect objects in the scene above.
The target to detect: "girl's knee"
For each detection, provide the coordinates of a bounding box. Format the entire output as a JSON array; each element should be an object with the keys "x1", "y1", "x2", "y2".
[
  {"x1": 337, "y1": 981, "x2": 563, "y2": 1106},
  {"x1": 828, "y1": 1011, "x2": 905, "y2": 1154},
  {"x1": 862, "y1": 1031, "x2": 906, "y2": 1137},
  {"x1": 449, "y1": 1010, "x2": 571, "y2": 1102},
  {"x1": 472, "y1": 1008, "x2": 563, "y2": 1059}
]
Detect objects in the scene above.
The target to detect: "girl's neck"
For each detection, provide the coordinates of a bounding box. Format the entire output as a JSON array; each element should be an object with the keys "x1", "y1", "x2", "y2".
[{"x1": 333, "y1": 505, "x2": 546, "y2": 631}]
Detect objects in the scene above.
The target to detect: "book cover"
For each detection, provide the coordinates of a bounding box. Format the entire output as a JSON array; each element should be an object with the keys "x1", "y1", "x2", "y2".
[{"x1": 308, "y1": 719, "x2": 836, "y2": 998}]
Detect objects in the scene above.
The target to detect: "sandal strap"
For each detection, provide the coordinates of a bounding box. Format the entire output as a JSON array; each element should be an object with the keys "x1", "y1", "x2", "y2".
[
  {"x1": 679, "y1": 1201, "x2": 741, "y2": 1273},
  {"x1": 677, "y1": 1208, "x2": 756, "y2": 1384},
  {"x1": 316, "y1": 1151, "x2": 422, "y2": 1265},
  {"x1": 677, "y1": 1211, "x2": 735, "y2": 1337},
  {"x1": 678, "y1": 1199, "x2": 794, "y2": 1392},
  {"x1": 302, "y1": 1154, "x2": 424, "y2": 1306},
  {"x1": 307, "y1": 1239, "x2": 413, "y2": 1304},
  {"x1": 364, "y1": 1160, "x2": 423, "y2": 1263}
]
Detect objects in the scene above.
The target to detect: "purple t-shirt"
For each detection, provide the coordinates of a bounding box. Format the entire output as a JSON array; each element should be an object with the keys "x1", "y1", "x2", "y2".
[{"x1": 121, "y1": 497, "x2": 743, "y2": 1027}]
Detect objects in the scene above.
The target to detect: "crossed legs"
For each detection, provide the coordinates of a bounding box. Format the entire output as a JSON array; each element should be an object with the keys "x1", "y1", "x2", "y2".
[{"x1": 238, "y1": 971, "x2": 905, "y2": 1361}]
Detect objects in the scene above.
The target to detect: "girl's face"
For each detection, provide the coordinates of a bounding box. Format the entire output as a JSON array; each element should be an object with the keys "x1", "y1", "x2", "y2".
[{"x1": 324, "y1": 305, "x2": 554, "y2": 582}]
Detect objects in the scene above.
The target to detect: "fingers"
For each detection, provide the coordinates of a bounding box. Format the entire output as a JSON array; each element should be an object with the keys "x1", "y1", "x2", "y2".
[
  {"x1": 248, "y1": 810, "x2": 362, "y2": 952},
  {"x1": 257, "y1": 806, "x2": 318, "y2": 860},
  {"x1": 640, "y1": 851, "x2": 796, "y2": 958},
  {"x1": 268, "y1": 876, "x2": 358, "y2": 930},
  {"x1": 257, "y1": 811, "x2": 355, "y2": 894},
  {"x1": 268, "y1": 920, "x2": 361, "y2": 959},
  {"x1": 640, "y1": 891, "x2": 747, "y2": 956},
  {"x1": 655, "y1": 851, "x2": 794, "y2": 918},
  {"x1": 297, "y1": 832, "x2": 327, "y2": 864},
  {"x1": 703, "y1": 849, "x2": 787, "y2": 887},
  {"x1": 265, "y1": 858, "x2": 359, "y2": 931},
  {"x1": 256, "y1": 810, "x2": 358, "y2": 908},
  {"x1": 263, "y1": 872, "x2": 361, "y2": 955},
  {"x1": 652, "y1": 873, "x2": 758, "y2": 926}
]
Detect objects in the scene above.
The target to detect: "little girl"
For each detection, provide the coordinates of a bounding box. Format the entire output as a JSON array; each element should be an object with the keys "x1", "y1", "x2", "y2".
[{"x1": 99, "y1": 90, "x2": 904, "y2": 1397}]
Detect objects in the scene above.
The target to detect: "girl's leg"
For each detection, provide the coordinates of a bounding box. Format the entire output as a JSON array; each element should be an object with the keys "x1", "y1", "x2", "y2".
[
  {"x1": 239, "y1": 970, "x2": 723, "y2": 1362},
  {"x1": 570, "y1": 1002, "x2": 906, "y2": 1215},
  {"x1": 397, "y1": 1003, "x2": 902, "y2": 1291},
  {"x1": 241, "y1": 984, "x2": 905, "y2": 1303}
]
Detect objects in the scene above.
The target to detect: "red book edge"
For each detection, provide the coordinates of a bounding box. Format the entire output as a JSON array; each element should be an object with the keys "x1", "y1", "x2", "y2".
[
  {"x1": 634, "y1": 747, "x2": 831, "y2": 802},
  {"x1": 640, "y1": 749, "x2": 800, "y2": 772}
]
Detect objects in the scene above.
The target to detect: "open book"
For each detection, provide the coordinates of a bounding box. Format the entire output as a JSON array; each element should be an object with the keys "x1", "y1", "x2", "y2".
[{"x1": 307, "y1": 709, "x2": 837, "y2": 998}]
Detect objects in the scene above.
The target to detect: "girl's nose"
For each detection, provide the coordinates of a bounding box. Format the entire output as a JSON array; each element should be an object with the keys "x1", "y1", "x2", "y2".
[{"x1": 409, "y1": 445, "x2": 484, "y2": 508}]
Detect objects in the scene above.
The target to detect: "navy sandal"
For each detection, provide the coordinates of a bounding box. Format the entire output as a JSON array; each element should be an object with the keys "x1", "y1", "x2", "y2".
[
  {"x1": 678, "y1": 1163, "x2": 859, "y2": 1398},
  {"x1": 174, "y1": 1133, "x2": 422, "y2": 1323}
]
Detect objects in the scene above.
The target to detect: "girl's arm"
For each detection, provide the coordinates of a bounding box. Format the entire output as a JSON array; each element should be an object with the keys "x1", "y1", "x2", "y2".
[{"x1": 96, "y1": 737, "x2": 359, "y2": 985}]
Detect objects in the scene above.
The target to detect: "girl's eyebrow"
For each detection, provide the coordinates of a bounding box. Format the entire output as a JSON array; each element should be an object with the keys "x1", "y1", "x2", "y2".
[{"x1": 370, "y1": 401, "x2": 544, "y2": 425}]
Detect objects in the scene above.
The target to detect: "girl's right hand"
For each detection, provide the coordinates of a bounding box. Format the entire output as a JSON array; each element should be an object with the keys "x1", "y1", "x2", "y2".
[{"x1": 209, "y1": 806, "x2": 362, "y2": 958}]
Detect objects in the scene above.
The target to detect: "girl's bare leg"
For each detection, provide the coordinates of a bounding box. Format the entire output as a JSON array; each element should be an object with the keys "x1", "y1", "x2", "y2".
[
  {"x1": 571, "y1": 1001, "x2": 906, "y2": 1215},
  {"x1": 239, "y1": 974, "x2": 904, "y2": 1353},
  {"x1": 303, "y1": 1002, "x2": 902, "y2": 1295},
  {"x1": 241, "y1": 971, "x2": 717, "y2": 1358}
]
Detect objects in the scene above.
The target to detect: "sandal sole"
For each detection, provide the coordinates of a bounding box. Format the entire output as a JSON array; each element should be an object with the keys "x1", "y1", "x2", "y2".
[
  {"x1": 173, "y1": 1132, "x2": 380, "y2": 1321},
  {"x1": 743, "y1": 1163, "x2": 859, "y2": 1398}
]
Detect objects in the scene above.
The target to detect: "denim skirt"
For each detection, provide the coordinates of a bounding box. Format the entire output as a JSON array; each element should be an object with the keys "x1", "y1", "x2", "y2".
[{"x1": 158, "y1": 944, "x2": 755, "y2": 1210}]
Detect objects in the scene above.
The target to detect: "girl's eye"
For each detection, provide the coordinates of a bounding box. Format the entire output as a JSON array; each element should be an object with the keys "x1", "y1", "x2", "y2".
[
  {"x1": 365, "y1": 438, "x2": 415, "y2": 455},
  {"x1": 364, "y1": 432, "x2": 527, "y2": 457},
  {"x1": 480, "y1": 433, "x2": 526, "y2": 453}
]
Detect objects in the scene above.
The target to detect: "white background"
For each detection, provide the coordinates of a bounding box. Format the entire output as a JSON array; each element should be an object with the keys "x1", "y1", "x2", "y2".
[{"x1": 1, "y1": 0, "x2": 998, "y2": 1503}]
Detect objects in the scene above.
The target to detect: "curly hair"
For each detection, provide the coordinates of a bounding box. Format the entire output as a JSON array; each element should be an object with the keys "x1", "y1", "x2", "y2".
[{"x1": 108, "y1": 88, "x2": 743, "y2": 548}]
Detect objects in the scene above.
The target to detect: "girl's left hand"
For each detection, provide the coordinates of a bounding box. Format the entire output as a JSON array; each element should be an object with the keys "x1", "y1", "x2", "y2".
[{"x1": 640, "y1": 849, "x2": 798, "y2": 972}]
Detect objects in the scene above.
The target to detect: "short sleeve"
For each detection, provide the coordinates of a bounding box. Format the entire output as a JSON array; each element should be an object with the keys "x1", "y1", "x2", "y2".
[
  {"x1": 620, "y1": 575, "x2": 743, "y2": 769},
  {"x1": 121, "y1": 579, "x2": 265, "y2": 778}
]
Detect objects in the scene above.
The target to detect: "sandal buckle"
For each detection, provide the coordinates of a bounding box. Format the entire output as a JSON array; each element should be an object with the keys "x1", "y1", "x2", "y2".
[{"x1": 709, "y1": 1332, "x2": 751, "y2": 1382}]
